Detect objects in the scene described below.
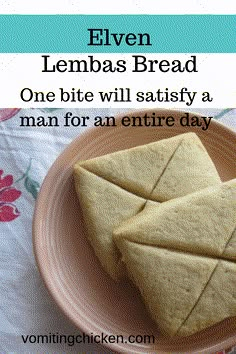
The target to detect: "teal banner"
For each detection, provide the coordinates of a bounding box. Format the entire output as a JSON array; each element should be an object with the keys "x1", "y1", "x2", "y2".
[{"x1": 0, "y1": 15, "x2": 235, "y2": 53}]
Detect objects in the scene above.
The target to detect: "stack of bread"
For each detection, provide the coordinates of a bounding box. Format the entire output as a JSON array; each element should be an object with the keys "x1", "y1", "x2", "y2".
[{"x1": 74, "y1": 132, "x2": 236, "y2": 337}]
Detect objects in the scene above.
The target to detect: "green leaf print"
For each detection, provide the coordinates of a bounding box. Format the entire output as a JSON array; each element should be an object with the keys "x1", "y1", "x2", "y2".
[{"x1": 24, "y1": 176, "x2": 40, "y2": 199}]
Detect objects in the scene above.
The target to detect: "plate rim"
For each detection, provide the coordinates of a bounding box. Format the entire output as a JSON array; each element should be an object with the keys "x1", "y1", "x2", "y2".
[{"x1": 32, "y1": 108, "x2": 236, "y2": 354}]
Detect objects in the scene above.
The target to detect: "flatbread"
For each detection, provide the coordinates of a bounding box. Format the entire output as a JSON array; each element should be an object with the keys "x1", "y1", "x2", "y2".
[
  {"x1": 74, "y1": 132, "x2": 221, "y2": 280},
  {"x1": 114, "y1": 179, "x2": 236, "y2": 336}
]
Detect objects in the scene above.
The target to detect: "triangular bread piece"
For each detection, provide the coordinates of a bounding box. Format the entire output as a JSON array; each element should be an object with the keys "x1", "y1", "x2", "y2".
[
  {"x1": 114, "y1": 179, "x2": 236, "y2": 336},
  {"x1": 115, "y1": 180, "x2": 236, "y2": 259},
  {"x1": 117, "y1": 240, "x2": 217, "y2": 336},
  {"x1": 177, "y1": 260, "x2": 236, "y2": 336},
  {"x1": 78, "y1": 133, "x2": 182, "y2": 199},
  {"x1": 150, "y1": 133, "x2": 222, "y2": 201},
  {"x1": 74, "y1": 166, "x2": 146, "y2": 280}
]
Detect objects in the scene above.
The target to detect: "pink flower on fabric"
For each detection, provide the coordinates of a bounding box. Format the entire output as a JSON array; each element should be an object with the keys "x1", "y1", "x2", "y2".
[
  {"x1": 0, "y1": 169, "x2": 21, "y2": 221},
  {"x1": 0, "y1": 109, "x2": 20, "y2": 122}
]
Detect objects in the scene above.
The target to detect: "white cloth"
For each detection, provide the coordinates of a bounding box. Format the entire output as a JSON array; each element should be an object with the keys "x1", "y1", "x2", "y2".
[{"x1": 0, "y1": 108, "x2": 235, "y2": 353}]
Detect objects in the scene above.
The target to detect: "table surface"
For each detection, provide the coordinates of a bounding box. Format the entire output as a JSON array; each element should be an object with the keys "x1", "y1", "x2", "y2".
[{"x1": 0, "y1": 108, "x2": 235, "y2": 353}]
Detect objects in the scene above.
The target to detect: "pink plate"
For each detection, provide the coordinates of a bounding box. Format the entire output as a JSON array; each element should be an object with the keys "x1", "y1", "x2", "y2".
[{"x1": 33, "y1": 109, "x2": 236, "y2": 353}]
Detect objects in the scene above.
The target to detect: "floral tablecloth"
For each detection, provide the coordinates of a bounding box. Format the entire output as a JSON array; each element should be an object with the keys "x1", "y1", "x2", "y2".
[{"x1": 0, "y1": 107, "x2": 235, "y2": 353}]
